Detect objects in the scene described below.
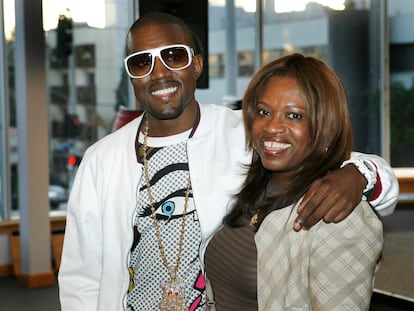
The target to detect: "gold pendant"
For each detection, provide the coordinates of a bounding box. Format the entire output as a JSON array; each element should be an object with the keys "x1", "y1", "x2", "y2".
[
  {"x1": 159, "y1": 267, "x2": 188, "y2": 311},
  {"x1": 250, "y1": 213, "x2": 259, "y2": 226}
]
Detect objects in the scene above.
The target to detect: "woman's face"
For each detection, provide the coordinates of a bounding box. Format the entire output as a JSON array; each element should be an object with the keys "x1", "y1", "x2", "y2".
[{"x1": 251, "y1": 76, "x2": 311, "y2": 184}]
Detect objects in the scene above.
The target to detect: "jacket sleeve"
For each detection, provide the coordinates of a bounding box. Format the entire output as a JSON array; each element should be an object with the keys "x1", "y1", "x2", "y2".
[
  {"x1": 308, "y1": 201, "x2": 383, "y2": 310},
  {"x1": 348, "y1": 151, "x2": 399, "y2": 216},
  {"x1": 58, "y1": 147, "x2": 102, "y2": 310}
]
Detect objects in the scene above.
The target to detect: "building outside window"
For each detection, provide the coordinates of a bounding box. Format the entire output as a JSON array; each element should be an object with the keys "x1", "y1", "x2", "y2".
[
  {"x1": 208, "y1": 53, "x2": 225, "y2": 78},
  {"x1": 238, "y1": 51, "x2": 254, "y2": 76}
]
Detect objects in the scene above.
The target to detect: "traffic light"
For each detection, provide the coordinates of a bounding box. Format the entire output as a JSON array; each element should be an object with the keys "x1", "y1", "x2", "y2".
[
  {"x1": 56, "y1": 15, "x2": 73, "y2": 58},
  {"x1": 67, "y1": 154, "x2": 82, "y2": 170},
  {"x1": 63, "y1": 113, "x2": 80, "y2": 138}
]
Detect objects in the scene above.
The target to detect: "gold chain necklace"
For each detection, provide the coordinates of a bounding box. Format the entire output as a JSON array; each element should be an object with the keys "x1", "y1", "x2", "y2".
[{"x1": 142, "y1": 119, "x2": 191, "y2": 311}]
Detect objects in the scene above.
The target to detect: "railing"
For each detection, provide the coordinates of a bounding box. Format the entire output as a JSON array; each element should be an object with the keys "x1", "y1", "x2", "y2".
[{"x1": 394, "y1": 168, "x2": 414, "y2": 206}]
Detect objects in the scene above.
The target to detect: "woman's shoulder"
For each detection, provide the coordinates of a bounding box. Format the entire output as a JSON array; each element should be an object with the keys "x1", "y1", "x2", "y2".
[
  {"x1": 308, "y1": 200, "x2": 383, "y2": 253},
  {"x1": 255, "y1": 200, "x2": 383, "y2": 246}
]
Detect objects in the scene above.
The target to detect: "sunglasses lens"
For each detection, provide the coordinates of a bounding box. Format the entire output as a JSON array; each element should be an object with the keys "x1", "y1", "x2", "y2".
[
  {"x1": 126, "y1": 52, "x2": 152, "y2": 77},
  {"x1": 160, "y1": 46, "x2": 190, "y2": 69},
  {"x1": 125, "y1": 45, "x2": 192, "y2": 78}
]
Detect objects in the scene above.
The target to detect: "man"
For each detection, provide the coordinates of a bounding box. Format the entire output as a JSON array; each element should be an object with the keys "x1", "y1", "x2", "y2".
[{"x1": 58, "y1": 12, "x2": 398, "y2": 310}]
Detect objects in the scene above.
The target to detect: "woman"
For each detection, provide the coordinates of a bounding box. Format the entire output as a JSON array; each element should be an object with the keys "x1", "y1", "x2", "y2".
[{"x1": 204, "y1": 53, "x2": 383, "y2": 310}]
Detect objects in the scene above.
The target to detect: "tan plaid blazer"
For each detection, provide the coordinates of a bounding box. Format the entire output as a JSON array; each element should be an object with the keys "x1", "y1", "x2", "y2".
[{"x1": 255, "y1": 200, "x2": 383, "y2": 311}]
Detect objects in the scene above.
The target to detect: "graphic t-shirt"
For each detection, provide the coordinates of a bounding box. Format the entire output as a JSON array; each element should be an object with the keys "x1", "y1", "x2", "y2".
[{"x1": 126, "y1": 131, "x2": 206, "y2": 311}]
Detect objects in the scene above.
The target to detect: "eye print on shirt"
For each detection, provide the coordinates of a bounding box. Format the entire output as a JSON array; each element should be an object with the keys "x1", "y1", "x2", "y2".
[
  {"x1": 162, "y1": 201, "x2": 176, "y2": 217},
  {"x1": 139, "y1": 188, "x2": 196, "y2": 220}
]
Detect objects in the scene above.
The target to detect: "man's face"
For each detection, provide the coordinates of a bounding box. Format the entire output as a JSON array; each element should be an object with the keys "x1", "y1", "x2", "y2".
[{"x1": 126, "y1": 23, "x2": 203, "y2": 124}]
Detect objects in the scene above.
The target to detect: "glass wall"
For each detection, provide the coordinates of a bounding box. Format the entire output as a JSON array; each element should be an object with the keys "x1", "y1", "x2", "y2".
[
  {"x1": 202, "y1": 0, "x2": 414, "y2": 166},
  {"x1": 202, "y1": 0, "x2": 385, "y2": 153},
  {"x1": 388, "y1": 1, "x2": 414, "y2": 167},
  {"x1": 1, "y1": 0, "x2": 14, "y2": 221},
  {"x1": 1, "y1": 0, "x2": 134, "y2": 219},
  {"x1": 1, "y1": 0, "x2": 414, "y2": 220},
  {"x1": 43, "y1": 0, "x2": 134, "y2": 216}
]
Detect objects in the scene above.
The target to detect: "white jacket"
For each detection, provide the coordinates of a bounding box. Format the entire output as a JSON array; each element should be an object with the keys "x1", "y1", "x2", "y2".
[{"x1": 58, "y1": 103, "x2": 398, "y2": 310}]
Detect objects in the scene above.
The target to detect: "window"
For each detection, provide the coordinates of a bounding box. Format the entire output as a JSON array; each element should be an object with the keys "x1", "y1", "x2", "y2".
[
  {"x1": 238, "y1": 51, "x2": 254, "y2": 76},
  {"x1": 1, "y1": 0, "x2": 414, "y2": 220},
  {"x1": 0, "y1": 0, "x2": 134, "y2": 219},
  {"x1": 209, "y1": 53, "x2": 225, "y2": 78}
]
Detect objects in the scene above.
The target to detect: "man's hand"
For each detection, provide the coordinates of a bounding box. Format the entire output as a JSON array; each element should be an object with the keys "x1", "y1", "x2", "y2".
[{"x1": 293, "y1": 164, "x2": 367, "y2": 231}]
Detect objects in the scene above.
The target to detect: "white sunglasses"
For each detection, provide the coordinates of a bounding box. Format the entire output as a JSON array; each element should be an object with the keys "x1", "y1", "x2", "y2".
[{"x1": 124, "y1": 44, "x2": 195, "y2": 78}]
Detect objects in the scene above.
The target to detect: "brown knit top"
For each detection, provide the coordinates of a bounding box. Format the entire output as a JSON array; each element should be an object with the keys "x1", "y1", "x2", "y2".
[{"x1": 204, "y1": 222, "x2": 258, "y2": 310}]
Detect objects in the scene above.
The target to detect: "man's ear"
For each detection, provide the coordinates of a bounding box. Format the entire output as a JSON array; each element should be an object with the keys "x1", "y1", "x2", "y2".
[{"x1": 193, "y1": 54, "x2": 204, "y2": 80}]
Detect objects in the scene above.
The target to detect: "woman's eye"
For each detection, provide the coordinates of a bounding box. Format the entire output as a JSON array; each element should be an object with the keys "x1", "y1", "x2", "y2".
[
  {"x1": 257, "y1": 109, "x2": 270, "y2": 116},
  {"x1": 288, "y1": 112, "x2": 302, "y2": 119}
]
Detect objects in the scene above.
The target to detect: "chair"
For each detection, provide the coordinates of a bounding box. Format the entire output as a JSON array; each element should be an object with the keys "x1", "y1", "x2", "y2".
[{"x1": 112, "y1": 109, "x2": 143, "y2": 132}]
